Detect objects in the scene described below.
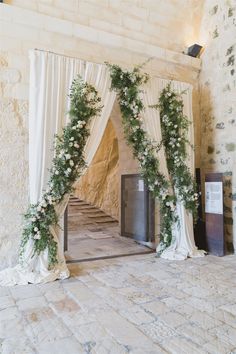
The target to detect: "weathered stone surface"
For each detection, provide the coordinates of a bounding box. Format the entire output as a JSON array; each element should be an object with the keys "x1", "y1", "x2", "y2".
[
  {"x1": 0, "y1": 68, "x2": 20, "y2": 83},
  {"x1": 199, "y1": 0, "x2": 236, "y2": 248},
  {"x1": 75, "y1": 120, "x2": 119, "y2": 219},
  {"x1": 1, "y1": 254, "x2": 236, "y2": 352},
  {"x1": 0, "y1": 96, "x2": 28, "y2": 269}
]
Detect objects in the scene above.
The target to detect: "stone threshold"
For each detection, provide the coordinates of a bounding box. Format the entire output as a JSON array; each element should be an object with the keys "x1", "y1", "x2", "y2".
[{"x1": 66, "y1": 249, "x2": 155, "y2": 264}]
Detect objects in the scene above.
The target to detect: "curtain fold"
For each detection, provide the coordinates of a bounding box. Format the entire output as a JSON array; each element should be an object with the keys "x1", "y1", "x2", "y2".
[
  {"x1": 142, "y1": 77, "x2": 205, "y2": 260},
  {"x1": 0, "y1": 50, "x2": 116, "y2": 286},
  {"x1": 0, "y1": 52, "x2": 204, "y2": 286}
]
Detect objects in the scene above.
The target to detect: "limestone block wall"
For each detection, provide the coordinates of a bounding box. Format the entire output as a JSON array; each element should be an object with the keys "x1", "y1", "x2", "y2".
[
  {"x1": 199, "y1": 0, "x2": 236, "y2": 250},
  {"x1": 75, "y1": 120, "x2": 119, "y2": 220},
  {"x1": 75, "y1": 101, "x2": 140, "y2": 223},
  {"x1": 4, "y1": 0, "x2": 204, "y2": 54},
  {"x1": 0, "y1": 2, "x2": 201, "y2": 267},
  {"x1": 0, "y1": 52, "x2": 28, "y2": 267}
]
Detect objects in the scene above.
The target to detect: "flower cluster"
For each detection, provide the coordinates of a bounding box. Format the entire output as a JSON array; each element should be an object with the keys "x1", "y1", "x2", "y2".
[
  {"x1": 107, "y1": 63, "x2": 177, "y2": 252},
  {"x1": 20, "y1": 77, "x2": 101, "y2": 268},
  {"x1": 158, "y1": 83, "x2": 199, "y2": 221}
]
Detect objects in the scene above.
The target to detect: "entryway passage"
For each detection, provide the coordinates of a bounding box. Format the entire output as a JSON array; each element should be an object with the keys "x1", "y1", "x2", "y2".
[{"x1": 65, "y1": 196, "x2": 154, "y2": 262}]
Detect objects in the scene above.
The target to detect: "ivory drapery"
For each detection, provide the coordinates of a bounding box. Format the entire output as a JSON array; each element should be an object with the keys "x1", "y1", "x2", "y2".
[
  {"x1": 142, "y1": 78, "x2": 205, "y2": 260},
  {"x1": 0, "y1": 52, "x2": 204, "y2": 286},
  {"x1": 0, "y1": 51, "x2": 116, "y2": 286}
]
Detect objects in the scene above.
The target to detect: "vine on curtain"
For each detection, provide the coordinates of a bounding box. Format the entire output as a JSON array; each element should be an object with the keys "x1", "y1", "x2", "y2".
[{"x1": 0, "y1": 53, "x2": 204, "y2": 287}]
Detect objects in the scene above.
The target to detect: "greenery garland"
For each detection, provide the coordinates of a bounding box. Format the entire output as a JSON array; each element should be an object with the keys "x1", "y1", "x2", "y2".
[
  {"x1": 107, "y1": 63, "x2": 198, "y2": 253},
  {"x1": 158, "y1": 84, "x2": 199, "y2": 221},
  {"x1": 20, "y1": 64, "x2": 198, "y2": 268},
  {"x1": 106, "y1": 63, "x2": 177, "y2": 251},
  {"x1": 20, "y1": 77, "x2": 101, "y2": 267}
]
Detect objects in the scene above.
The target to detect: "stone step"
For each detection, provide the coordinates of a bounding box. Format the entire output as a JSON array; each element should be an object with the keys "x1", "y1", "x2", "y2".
[
  {"x1": 87, "y1": 214, "x2": 115, "y2": 219},
  {"x1": 68, "y1": 198, "x2": 118, "y2": 227},
  {"x1": 96, "y1": 220, "x2": 118, "y2": 224},
  {"x1": 69, "y1": 202, "x2": 90, "y2": 207},
  {"x1": 77, "y1": 209, "x2": 105, "y2": 215}
]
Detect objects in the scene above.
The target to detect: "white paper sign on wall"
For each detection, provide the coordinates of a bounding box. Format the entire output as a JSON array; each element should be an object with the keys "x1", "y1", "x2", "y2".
[
  {"x1": 205, "y1": 181, "x2": 223, "y2": 215},
  {"x1": 138, "y1": 179, "x2": 144, "y2": 192}
]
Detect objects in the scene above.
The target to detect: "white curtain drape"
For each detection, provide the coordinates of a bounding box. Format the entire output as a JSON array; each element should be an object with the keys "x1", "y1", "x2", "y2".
[
  {"x1": 0, "y1": 51, "x2": 204, "y2": 286},
  {"x1": 0, "y1": 50, "x2": 116, "y2": 286},
  {"x1": 142, "y1": 78, "x2": 205, "y2": 260}
]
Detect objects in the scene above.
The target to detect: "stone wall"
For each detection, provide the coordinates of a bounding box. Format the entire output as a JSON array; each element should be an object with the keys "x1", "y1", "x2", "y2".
[
  {"x1": 4, "y1": 0, "x2": 203, "y2": 54},
  {"x1": 75, "y1": 120, "x2": 119, "y2": 220},
  {"x1": 0, "y1": 2, "x2": 201, "y2": 267},
  {"x1": 0, "y1": 52, "x2": 28, "y2": 267},
  {"x1": 199, "y1": 0, "x2": 236, "y2": 250}
]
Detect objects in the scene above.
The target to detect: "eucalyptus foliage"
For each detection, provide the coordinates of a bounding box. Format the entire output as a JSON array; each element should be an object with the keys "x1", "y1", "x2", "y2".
[
  {"x1": 107, "y1": 64, "x2": 198, "y2": 253},
  {"x1": 158, "y1": 84, "x2": 199, "y2": 220},
  {"x1": 20, "y1": 77, "x2": 101, "y2": 268},
  {"x1": 106, "y1": 63, "x2": 177, "y2": 251}
]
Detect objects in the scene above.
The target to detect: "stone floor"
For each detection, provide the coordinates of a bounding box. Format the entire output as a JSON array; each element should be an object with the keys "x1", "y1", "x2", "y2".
[
  {"x1": 65, "y1": 197, "x2": 153, "y2": 261},
  {"x1": 1, "y1": 253, "x2": 236, "y2": 353}
]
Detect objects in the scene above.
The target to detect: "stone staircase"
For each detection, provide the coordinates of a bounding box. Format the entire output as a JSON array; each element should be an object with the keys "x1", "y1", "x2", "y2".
[
  {"x1": 66, "y1": 196, "x2": 154, "y2": 261},
  {"x1": 68, "y1": 196, "x2": 118, "y2": 231}
]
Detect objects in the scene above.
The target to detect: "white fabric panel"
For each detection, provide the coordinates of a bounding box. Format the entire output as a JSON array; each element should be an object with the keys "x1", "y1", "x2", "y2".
[
  {"x1": 83, "y1": 63, "x2": 116, "y2": 165},
  {"x1": 0, "y1": 50, "x2": 115, "y2": 286},
  {"x1": 29, "y1": 50, "x2": 86, "y2": 204},
  {"x1": 142, "y1": 77, "x2": 205, "y2": 260},
  {"x1": 140, "y1": 78, "x2": 170, "y2": 180},
  {"x1": 0, "y1": 50, "x2": 205, "y2": 286}
]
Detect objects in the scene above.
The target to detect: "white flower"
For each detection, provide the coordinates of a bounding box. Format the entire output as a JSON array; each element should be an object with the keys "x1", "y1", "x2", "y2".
[
  {"x1": 34, "y1": 227, "x2": 38, "y2": 232},
  {"x1": 55, "y1": 170, "x2": 59, "y2": 175},
  {"x1": 74, "y1": 143, "x2": 79, "y2": 148},
  {"x1": 31, "y1": 217, "x2": 36, "y2": 222},
  {"x1": 41, "y1": 201, "x2": 47, "y2": 208},
  {"x1": 67, "y1": 168, "x2": 72, "y2": 173},
  {"x1": 174, "y1": 125, "x2": 178, "y2": 128},
  {"x1": 70, "y1": 137, "x2": 75, "y2": 141},
  {"x1": 34, "y1": 232, "x2": 41, "y2": 240},
  {"x1": 69, "y1": 160, "x2": 74, "y2": 167},
  {"x1": 72, "y1": 126, "x2": 76, "y2": 130},
  {"x1": 48, "y1": 197, "x2": 53, "y2": 205},
  {"x1": 37, "y1": 206, "x2": 42, "y2": 212},
  {"x1": 65, "y1": 154, "x2": 71, "y2": 160}
]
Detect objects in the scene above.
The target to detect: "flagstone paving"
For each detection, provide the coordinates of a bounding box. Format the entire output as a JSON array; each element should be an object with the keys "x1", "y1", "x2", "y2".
[
  {"x1": 65, "y1": 197, "x2": 153, "y2": 261},
  {"x1": 1, "y1": 254, "x2": 236, "y2": 353}
]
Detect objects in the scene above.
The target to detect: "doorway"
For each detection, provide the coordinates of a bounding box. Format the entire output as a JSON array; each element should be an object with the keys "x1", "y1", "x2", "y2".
[{"x1": 64, "y1": 117, "x2": 155, "y2": 263}]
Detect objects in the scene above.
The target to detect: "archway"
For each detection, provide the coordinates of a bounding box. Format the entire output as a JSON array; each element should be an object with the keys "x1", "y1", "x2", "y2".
[{"x1": 65, "y1": 101, "x2": 155, "y2": 262}]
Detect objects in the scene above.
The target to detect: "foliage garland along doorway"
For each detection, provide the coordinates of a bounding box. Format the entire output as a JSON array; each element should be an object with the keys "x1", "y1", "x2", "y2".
[{"x1": 21, "y1": 61, "x2": 198, "y2": 271}]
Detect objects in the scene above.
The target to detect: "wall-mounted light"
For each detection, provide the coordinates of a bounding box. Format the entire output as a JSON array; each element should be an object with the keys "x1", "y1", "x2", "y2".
[{"x1": 187, "y1": 44, "x2": 203, "y2": 58}]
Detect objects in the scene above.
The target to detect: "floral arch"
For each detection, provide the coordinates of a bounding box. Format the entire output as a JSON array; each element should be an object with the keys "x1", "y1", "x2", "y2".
[{"x1": 0, "y1": 50, "x2": 205, "y2": 286}]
